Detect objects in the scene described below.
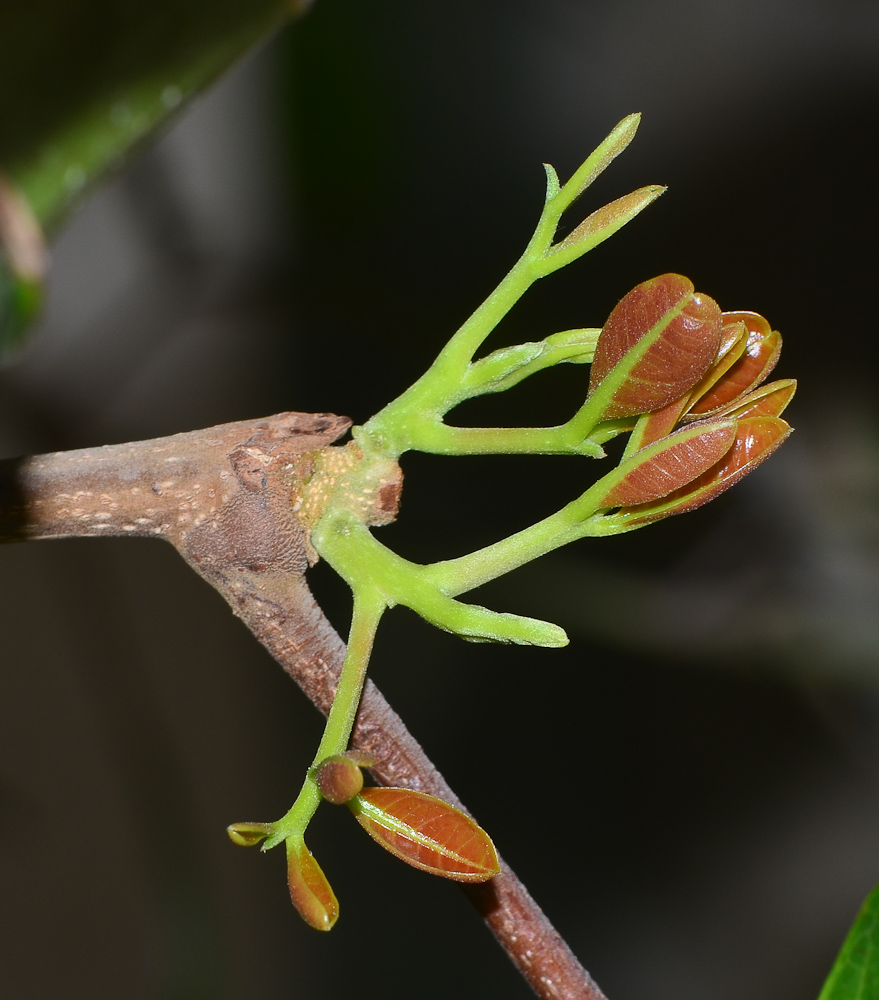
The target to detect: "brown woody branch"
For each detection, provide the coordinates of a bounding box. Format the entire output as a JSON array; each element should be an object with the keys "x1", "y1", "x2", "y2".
[{"x1": 0, "y1": 410, "x2": 606, "y2": 1000}]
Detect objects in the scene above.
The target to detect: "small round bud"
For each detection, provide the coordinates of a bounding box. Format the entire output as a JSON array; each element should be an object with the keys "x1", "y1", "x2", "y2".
[{"x1": 315, "y1": 754, "x2": 366, "y2": 805}]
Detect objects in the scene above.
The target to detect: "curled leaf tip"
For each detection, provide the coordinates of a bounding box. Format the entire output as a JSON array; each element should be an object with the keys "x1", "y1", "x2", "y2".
[{"x1": 543, "y1": 163, "x2": 561, "y2": 200}]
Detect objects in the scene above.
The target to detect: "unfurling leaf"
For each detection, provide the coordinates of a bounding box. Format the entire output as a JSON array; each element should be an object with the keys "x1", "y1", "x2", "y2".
[
  {"x1": 628, "y1": 322, "x2": 789, "y2": 452},
  {"x1": 349, "y1": 788, "x2": 500, "y2": 882},
  {"x1": 616, "y1": 414, "x2": 792, "y2": 525},
  {"x1": 315, "y1": 753, "x2": 369, "y2": 805},
  {"x1": 226, "y1": 822, "x2": 272, "y2": 847},
  {"x1": 626, "y1": 395, "x2": 692, "y2": 452},
  {"x1": 687, "y1": 311, "x2": 781, "y2": 416},
  {"x1": 587, "y1": 274, "x2": 723, "y2": 419},
  {"x1": 287, "y1": 841, "x2": 339, "y2": 932},
  {"x1": 817, "y1": 882, "x2": 879, "y2": 1000},
  {"x1": 547, "y1": 185, "x2": 666, "y2": 264},
  {"x1": 598, "y1": 420, "x2": 737, "y2": 507},
  {"x1": 721, "y1": 379, "x2": 796, "y2": 420}
]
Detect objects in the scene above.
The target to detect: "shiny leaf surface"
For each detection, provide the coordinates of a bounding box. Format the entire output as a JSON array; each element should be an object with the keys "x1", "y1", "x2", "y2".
[
  {"x1": 713, "y1": 378, "x2": 797, "y2": 421},
  {"x1": 350, "y1": 788, "x2": 500, "y2": 882},
  {"x1": 599, "y1": 420, "x2": 737, "y2": 507},
  {"x1": 618, "y1": 415, "x2": 792, "y2": 524},
  {"x1": 688, "y1": 311, "x2": 780, "y2": 415},
  {"x1": 287, "y1": 842, "x2": 339, "y2": 932},
  {"x1": 588, "y1": 273, "x2": 723, "y2": 419},
  {"x1": 680, "y1": 319, "x2": 748, "y2": 413}
]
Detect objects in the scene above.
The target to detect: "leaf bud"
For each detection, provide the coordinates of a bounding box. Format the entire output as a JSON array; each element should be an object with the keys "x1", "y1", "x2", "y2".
[
  {"x1": 226, "y1": 821, "x2": 272, "y2": 847},
  {"x1": 287, "y1": 841, "x2": 339, "y2": 932},
  {"x1": 587, "y1": 274, "x2": 723, "y2": 420},
  {"x1": 612, "y1": 414, "x2": 793, "y2": 527},
  {"x1": 315, "y1": 753, "x2": 373, "y2": 805},
  {"x1": 597, "y1": 419, "x2": 737, "y2": 508}
]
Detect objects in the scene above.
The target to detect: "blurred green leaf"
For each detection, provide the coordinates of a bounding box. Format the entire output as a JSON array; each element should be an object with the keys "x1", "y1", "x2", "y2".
[
  {"x1": 818, "y1": 884, "x2": 879, "y2": 1000},
  {"x1": 0, "y1": 0, "x2": 306, "y2": 351},
  {"x1": 0, "y1": 176, "x2": 46, "y2": 355},
  {"x1": 2, "y1": 0, "x2": 304, "y2": 232},
  {"x1": 0, "y1": 261, "x2": 41, "y2": 355}
]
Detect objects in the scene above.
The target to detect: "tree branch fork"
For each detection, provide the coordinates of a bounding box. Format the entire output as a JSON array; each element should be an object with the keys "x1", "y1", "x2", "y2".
[{"x1": 0, "y1": 409, "x2": 606, "y2": 1000}]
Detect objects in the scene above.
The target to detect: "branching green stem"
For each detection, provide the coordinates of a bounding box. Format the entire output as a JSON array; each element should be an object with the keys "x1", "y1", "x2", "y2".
[
  {"x1": 361, "y1": 113, "x2": 661, "y2": 462},
  {"x1": 265, "y1": 113, "x2": 666, "y2": 856},
  {"x1": 263, "y1": 589, "x2": 385, "y2": 851}
]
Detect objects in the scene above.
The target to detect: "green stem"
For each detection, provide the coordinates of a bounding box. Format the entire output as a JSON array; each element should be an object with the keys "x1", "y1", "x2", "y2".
[
  {"x1": 360, "y1": 115, "x2": 654, "y2": 462},
  {"x1": 363, "y1": 255, "x2": 544, "y2": 457},
  {"x1": 362, "y1": 181, "x2": 576, "y2": 459},
  {"x1": 263, "y1": 588, "x2": 385, "y2": 851},
  {"x1": 313, "y1": 508, "x2": 567, "y2": 646},
  {"x1": 424, "y1": 482, "x2": 612, "y2": 595},
  {"x1": 395, "y1": 421, "x2": 605, "y2": 457}
]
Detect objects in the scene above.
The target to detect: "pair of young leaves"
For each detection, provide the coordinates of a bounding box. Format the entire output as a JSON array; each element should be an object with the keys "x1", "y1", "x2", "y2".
[
  {"x1": 229, "y1": 753, "x2": 500, "y2": 932},
  {"x1": 586, "y1": 272, "x2": 794, "y2": 524}
]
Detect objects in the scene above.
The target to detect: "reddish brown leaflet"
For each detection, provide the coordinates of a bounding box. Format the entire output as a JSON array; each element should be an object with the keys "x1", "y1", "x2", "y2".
[
  {"x1": 623, "y1": 415, "x2": 792, "y2": 522},
  {"x1": 288, "y1": 843, "x2": 339, "y2": 931},
  {"x1": 350, "y1": 788, "x2": 500, "y2": 882},
  {"x1": 600, "y1": 421, "x2": 737, "y2": 507},
  {"x1": 712, "y1": 379, "x2": 796, "y2": 421},
  {"x1": 688, "y1": 311, "x2": 781, "y2": 416},
  {"x1": 588, "y1": 273, "x2": 723, "y2": 418}
]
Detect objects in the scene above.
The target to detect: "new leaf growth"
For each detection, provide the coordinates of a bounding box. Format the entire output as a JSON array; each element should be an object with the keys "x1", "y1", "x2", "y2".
[{"x1": 227, "y1": 114, "x2": 795, "y2": 932}]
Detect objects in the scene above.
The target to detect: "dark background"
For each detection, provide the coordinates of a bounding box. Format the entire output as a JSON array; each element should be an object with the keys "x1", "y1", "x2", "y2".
[{"x1": 1, "y1": 1, "x2": 878, "y2": 997}]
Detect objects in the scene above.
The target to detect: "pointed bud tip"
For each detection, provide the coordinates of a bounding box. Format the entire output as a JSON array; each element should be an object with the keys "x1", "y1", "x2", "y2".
[
  {"x1": 227, "y1": 822, "x2": 272, "y2": 847},
  {"x1": 288, "y1": 844, "x2": 339, "y2": 931},
  {"x1": 605, "y1": 112, "x2": 643, "y2": 153},
  {"x1": 543, "y1": 163, "x2": 561, "y2": 200}
]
